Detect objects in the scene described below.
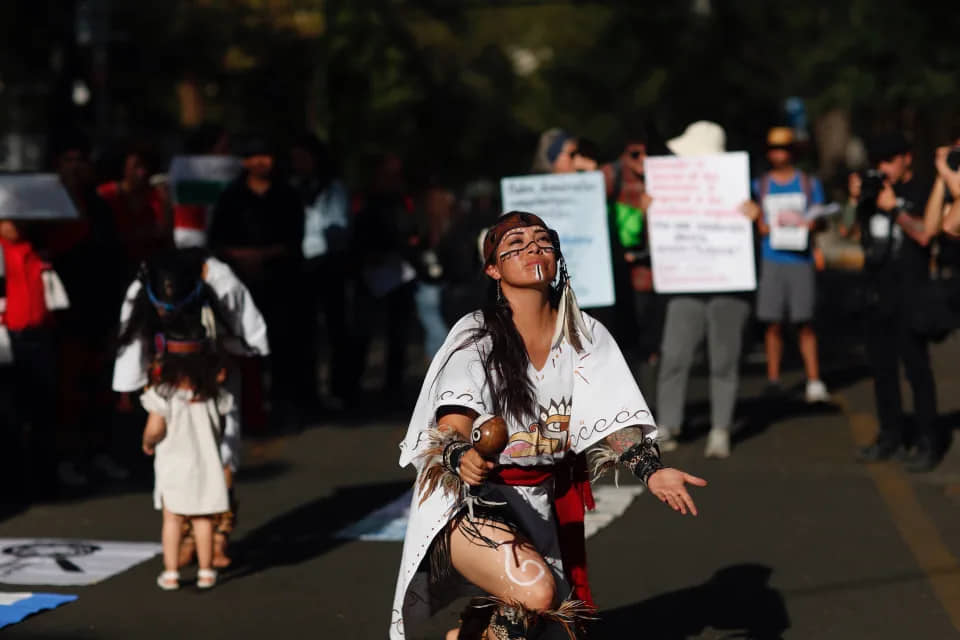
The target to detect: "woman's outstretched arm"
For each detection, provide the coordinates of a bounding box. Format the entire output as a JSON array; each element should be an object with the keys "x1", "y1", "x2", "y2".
[{"x1": 599, "y1": 427, "x2": 708, "y2": 516}]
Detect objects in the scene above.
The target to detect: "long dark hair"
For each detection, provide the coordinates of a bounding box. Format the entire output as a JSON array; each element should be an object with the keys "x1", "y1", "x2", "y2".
[
  {"x1": 453, "y1": 262, "x2": 564, "y2": 429},
  {"x1": 117, "y1": 248, "x2": 230, "y2": 399}
]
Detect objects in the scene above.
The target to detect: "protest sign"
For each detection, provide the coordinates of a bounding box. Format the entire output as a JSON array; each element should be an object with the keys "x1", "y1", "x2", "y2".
[
  {"x1": 645, "y1": 152, "x2": 756, "y2": 293},
  {"x1": 501, "y1": 171, "x2": 615, "y2": 308},
  {"x1": 0, "y1": 174, "x2": 78, "y2": 220}
]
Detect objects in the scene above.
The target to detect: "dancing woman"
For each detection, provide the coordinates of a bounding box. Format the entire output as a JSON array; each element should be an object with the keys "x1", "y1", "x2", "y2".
[{"x1": 391, "y1": 212, "x2": 707, "y2": 639}]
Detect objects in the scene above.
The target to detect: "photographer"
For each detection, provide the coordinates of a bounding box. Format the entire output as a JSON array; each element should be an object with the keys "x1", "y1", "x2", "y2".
[
  {"x1": 853, "y1": 133, "x2": 941, "y2": 472},
  {"x1": 932, "y1": 140, "x2": 960, "y2": 235}
]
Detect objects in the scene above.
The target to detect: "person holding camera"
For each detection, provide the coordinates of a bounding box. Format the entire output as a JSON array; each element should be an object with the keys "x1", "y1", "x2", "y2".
[{"x1": 852, "y1": 133, "x2": 940, "y2": 471}]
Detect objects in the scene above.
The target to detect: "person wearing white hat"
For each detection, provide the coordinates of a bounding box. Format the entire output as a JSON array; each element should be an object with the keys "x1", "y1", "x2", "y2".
[{"x1": 656, "y1": 121, "x2": 752, "y2": 460}]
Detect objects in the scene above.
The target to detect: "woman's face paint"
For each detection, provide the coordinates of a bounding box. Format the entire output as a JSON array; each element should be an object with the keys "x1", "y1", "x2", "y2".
[
  {"x1": 535, "y1": 264, "x2": 543, "y2": 281},
  {"x1": 496, "y1": 226, "x2": 556, "y2": 263}
]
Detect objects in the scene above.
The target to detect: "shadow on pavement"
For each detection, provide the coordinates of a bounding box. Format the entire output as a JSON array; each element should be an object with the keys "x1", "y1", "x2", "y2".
[
  {"x1": 594, "y1": 563, "x2": 790, "y2": 639},
  {"x1": 223, "y1": 480, "x2": 410, "y2": 583}
]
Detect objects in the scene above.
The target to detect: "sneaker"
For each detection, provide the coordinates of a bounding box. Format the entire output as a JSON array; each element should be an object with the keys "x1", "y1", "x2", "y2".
[
  {"x1": 57, "y1": 461, "x2": 89, "y2": 487},
  {"x1": 805, "y1": 379, "x2": 830, "y2": 404},
  {"x1": 92, "y1": 453, "x2": 130, "y2": 481},
  {"x1": 904, "y1": 442, "x2": 942, "y2": 473},
  {"x1": 704, "y1": 429, "x2": 730, "y2": 459},
  {"x1": 855, "y1": 440, "x2": 903, "y2": 463}
]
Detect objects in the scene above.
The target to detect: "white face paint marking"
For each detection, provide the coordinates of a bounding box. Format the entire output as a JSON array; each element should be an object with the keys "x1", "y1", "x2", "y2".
[
  {"x1": 502, "y1": 545, "x2": 547, "y2": 587},
  {"x1": 535, "y1": 264, "x2": 543, "y2": 281}
]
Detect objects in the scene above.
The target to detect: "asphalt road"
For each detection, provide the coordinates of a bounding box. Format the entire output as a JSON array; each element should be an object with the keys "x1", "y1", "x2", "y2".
[{"x1": 3, "y1": 330, "x2": 960, "y2": 639}]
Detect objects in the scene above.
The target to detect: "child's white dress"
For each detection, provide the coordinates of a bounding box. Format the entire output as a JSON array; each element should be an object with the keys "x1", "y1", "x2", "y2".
[{"x1": 141, "y1": 387, "x2": 232, "y2": 516}]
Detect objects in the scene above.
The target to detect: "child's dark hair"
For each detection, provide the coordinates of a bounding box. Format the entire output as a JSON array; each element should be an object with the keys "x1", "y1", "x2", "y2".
[
  {"x1": 118, "y1": 248, "x2": 230, "y2": 399},
  {"x1": 151, "y1": 308, "x2": 226, "y2": 400}
]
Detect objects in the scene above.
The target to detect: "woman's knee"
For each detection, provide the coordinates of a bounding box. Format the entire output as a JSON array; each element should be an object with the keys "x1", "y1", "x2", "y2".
[{"x1": 518, "y1": 573, "x2": 556, "y2": 611}]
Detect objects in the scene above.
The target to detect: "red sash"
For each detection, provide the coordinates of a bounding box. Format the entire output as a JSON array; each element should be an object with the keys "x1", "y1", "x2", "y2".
[{"x1": 489, "y1": 454, "x2": 596, "y2": 607}]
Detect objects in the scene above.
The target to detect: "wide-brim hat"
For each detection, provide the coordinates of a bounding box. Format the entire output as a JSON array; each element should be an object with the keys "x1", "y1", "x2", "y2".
[{"x1": 666, "y1": 121, "x2": 727, "y2": 157}]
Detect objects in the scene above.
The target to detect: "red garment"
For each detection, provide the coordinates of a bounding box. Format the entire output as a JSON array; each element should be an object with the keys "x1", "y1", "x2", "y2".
[
  {"x1": 0, "y1": 237, "x2": 52, "y2": 331},
  {"x1": 490, "y1": 454, "x2": 597, "y2": 608},
  {"x1": 97, "y1": 181, "x2": 170, "y2": 261}
]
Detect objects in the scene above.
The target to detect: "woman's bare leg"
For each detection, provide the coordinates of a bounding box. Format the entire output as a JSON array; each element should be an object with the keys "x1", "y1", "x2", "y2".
[
  {"x1": 191, "y1": 516, "x2": 214, "y2": 571},
  {"x1": 161, "y1": 508, "x2": 184, "y2": 573},
  {"x1": 450, "y1": 518, "x2": 557, "y2": 610}
]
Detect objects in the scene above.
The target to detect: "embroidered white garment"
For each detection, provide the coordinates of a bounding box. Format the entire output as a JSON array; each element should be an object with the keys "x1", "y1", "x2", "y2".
[{"x1": 390, "y1": 311, "x2": 656, "y2": 639}]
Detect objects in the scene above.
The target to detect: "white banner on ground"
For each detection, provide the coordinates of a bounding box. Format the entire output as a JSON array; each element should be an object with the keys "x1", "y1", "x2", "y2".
[
  {"x1": 335, "y1": 485, "x2": 645, "y2": 541},
  {"x1": 0, "y1": 174, "x2": 79, "y2": 220},
  {"x1": 501, "y1": 172, "x2": 615, "y2": 308},
  {"x1": 645, "y1": 152, "x2": 756, "y2": 293},
  {"x1": 0, "y1": 539, "x2": 161, "y2": 586}
]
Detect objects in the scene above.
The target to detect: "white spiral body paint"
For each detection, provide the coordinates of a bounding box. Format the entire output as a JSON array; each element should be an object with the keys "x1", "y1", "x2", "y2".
[
  {"x1": 535, "y1": 264, "x2": 543, "y2": 281},
  {"x1": 502, "y1": 546, "x2": 547, "y2": 587}
]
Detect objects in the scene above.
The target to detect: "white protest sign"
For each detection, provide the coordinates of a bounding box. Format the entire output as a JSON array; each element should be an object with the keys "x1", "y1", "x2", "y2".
[
  {"x1": 765, "y1": 192, "x2": 809, "y2": 251},
  {"x1": 0, "y1": 539, "x2": 161, "y2": 586},
  {"x1": 501, "y1": 172, "x2": 615, "y2": 308},
  {"x1": 0, "y1": 174, "x2": 78, "y2": 220},
  {"x1": 645, "y1": 152, "x2": 756, "y2": 293}
]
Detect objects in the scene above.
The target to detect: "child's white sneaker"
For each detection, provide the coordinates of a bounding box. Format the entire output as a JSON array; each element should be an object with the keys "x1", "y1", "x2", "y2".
[
  {"x1": 805, "y1": 379, "x2": 830, "y2": 404},
  {"x1": 197, "y1": 568, "x2": 217, "y2": 590},
  {"x1": 156, "y1": 570, "x2": 179, "y2": 591},
  {"x1": 704, "y1": 429, "x2": 730, "y2": 459}
]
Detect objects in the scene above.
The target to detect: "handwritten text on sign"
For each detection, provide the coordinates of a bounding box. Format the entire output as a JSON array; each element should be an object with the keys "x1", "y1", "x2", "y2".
[
  {"x1": 501, "y1": 171, "x2": 615, "y2": 308},
  {"x1": 645, "y1": 152, "x2": 756, "y2": 294}
]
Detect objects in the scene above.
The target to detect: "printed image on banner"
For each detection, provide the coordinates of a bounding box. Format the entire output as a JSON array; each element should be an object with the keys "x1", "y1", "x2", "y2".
[
  {"x1": 645, "y1": 152, "x2": 756, "y2": 294},
  {"x1": 0, "y1": 592, "x2": 77, "y2": 630},
  {"x1": 0, "y1": 539, "x2": 161, "y2": 586},
  {"x1": 501, "y1": 171, "x2": 615, "y2": 308}
]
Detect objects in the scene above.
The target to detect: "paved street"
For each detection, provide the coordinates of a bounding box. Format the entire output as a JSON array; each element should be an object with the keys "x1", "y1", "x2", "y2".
[{"x1": 4, "y1": 327, "x2": 960, "y2": 639}]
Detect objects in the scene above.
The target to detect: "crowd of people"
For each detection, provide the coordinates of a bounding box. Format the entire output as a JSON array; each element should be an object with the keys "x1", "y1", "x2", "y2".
[{"x1": 2, "y1": 117, "x2": 959, "y2": 588}]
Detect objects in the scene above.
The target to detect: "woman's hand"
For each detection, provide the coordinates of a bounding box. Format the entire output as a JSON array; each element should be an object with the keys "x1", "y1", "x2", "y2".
[
  {"x1": 458, "y1": 448, "x2": 496, "y2": 487},
  {"x1": 142, "y1": 439, "x2": 156, "y2": 456},
  {"x1": 647, "y1": 468, "x2": 708, "y2": 516},
  {"x1": 739, "y1": 200, "x2": 761, "y2": 222}
]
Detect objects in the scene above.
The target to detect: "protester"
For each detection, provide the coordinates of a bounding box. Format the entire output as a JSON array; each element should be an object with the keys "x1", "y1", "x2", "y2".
[
  {"x1": 851, "y1": 133, "x2": 941, "y2": 471},
  {"x1": 46, "y1": 131, "x2": 129, "y2": 486},
  {"x1": 391, "y1": 211, "x2": 706, "y2": 640},
  {"x1": 97, "y1": 146, "x2": 172, "y2": 271},
  {"x1": 438, "y1": 179, "x2": 497, "y2": 325},
  {"x1": 290, "y1": 134, "x2": 350, "y2": 410},
  {"x1": 412, "y1": 178, "x2": 454, "y2": 360},
  {"x1": 131, "y1": 256, "x2": 232, "y2": 591},
  {"x1": 0, "y1": 219, "x2": 63, "y2": 499},
  {"x1": 742, "y1": 126, "x2": 830, "y2": 403},
  {"x1": 601, "y1": 125, "x2": 662, "y2": 395},
  {"x1": 655, "y1": 121, "x2": 752, "y2": 459},
  {"x1": 531, "y1": 128, "x2": 577, "y2": 174},
  {"x1": 348, "y1": 152, "x2": 419, "y2": 403},
  {"x1": 208, "y1": 136, "x2": 304, "y2": 429},
  {"x1": 572, "y1": 138, "x2": 600, "y2": 172}
]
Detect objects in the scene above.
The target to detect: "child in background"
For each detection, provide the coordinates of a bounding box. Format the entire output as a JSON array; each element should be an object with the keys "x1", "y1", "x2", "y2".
[{"x1": 126, "y1": 255, "x2": 231, "y2": 590}]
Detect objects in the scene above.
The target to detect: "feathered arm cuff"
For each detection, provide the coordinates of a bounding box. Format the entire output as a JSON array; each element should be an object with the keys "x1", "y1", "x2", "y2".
[
  {"x1": 415, "y1": 425, "x2": 470, "y2": 506},
  {"x1": 588, "y1": 426, "x2": 663, "y2": 487}
]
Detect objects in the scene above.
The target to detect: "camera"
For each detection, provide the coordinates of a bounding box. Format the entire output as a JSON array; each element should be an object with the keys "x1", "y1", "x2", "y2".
[
  {"x1": 948, "y1": 146, "x2": 960, "y2": 171},
  {"x1": 857, "y1": 169, "x2": 887, "y2": 207}
]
